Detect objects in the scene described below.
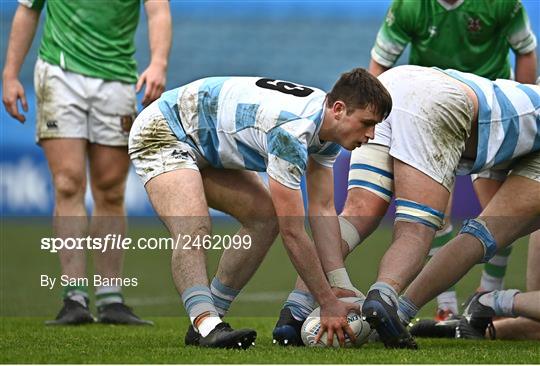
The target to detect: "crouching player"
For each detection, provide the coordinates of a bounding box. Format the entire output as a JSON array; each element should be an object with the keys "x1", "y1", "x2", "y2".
[
  {"x1": 346, "y1": 66, "x2": 540, "y2": 348},
  {"x1": 128, "y1": 69, "x2": 392, "y2": 348},
  {"x1": 275, "y1": 65, "x2": 540, "y2": 349}
]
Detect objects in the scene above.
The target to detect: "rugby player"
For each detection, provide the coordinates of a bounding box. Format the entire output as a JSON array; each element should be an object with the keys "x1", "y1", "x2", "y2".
[
  {"x1": 2, "y1": 0, "x2": 171, "y2": 325},
  {"x1": 369, "y1": 0, "x2": 538, "y2": 319},
  {"x1": 128, "y1": 69, "x2": 392, "y2": 348},
  {"x1": 276, "y1": 65, "x2": 539, "y2": 348}
]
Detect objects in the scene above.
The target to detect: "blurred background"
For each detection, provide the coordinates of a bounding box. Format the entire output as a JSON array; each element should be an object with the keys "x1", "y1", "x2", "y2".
[
  {"x1": 0, "y1": 1, "x2": 538, "y2": 317},
  {"x1": 2, "y1": 0, "x2": 538, "y2": 216}
]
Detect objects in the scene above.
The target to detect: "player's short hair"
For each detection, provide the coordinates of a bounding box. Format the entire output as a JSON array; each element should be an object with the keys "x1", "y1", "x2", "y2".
[{"x1": 326, "y1": 68, "x2": 392, "y2": 119}]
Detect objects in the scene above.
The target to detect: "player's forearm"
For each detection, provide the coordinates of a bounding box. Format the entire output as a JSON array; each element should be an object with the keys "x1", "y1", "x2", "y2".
[
  {"x1": 368, "y1": 58, "x2": 390, "y2": 77},
  {"x1": 514, "y1": 51, "x2": 537, "y2": 84},
  {"x1": 2, "y1": 6, "x2": 40, "y2": 79},
  {"x1": 308, "y1": 205, "x2": 345, "y2": 272},
  {"x1": 145, "y1": 0, "x2": 172, "y2": 70},
  {"x1": 279, "y1": 223, "x2": 336, "y2": 306}
]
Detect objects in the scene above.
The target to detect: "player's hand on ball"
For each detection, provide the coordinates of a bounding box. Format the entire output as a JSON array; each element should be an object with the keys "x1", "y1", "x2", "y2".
[{"x1": 315, "y1": 299, "x2": 360, "y2": 347}]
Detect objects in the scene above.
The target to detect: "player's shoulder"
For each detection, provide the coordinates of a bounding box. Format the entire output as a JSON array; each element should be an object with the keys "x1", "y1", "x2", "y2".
[
  {"x1": 383, "y1": 0, "x2": 429, "y2": 30},
  {"x1": 480, "y1": 0, "x2": 523, "y2": 17}
]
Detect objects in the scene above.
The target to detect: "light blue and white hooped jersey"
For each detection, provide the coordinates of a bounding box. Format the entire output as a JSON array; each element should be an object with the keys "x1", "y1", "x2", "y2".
[
  {"x1": 445, "y1": 69, "x2": 540, "y2": 174},
  {"x1": 157, "y1": 77, "x2": 341, "y2": 189}
]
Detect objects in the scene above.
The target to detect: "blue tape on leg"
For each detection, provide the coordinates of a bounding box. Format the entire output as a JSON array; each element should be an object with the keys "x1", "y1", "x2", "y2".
[{"x1": 459, "y1": 218, "x2": 497, "y2": 263}]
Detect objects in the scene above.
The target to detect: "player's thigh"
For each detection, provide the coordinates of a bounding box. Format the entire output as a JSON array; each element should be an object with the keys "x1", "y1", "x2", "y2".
[
  {"x1": 88, "y1": 144, "x2": 130, "y2": 197},
  {"x1": 41, "y1": 138, "x2": 88, "y2": 194},
  {"x1": 146, "y1": 168, "x2": 210, "y2": 235},
  {"x1": 479, "y1": 175, "x2": 540, "y2": 248},
  {"x1": 393, "y1": 159, "x2": 450, "y2": 212},
  {"x1": 129, "y1": 102, "x2": 211, "y2": 232},
  {"x1": 201, "y1": 168, "x2": 275, "y2": 222},
  {"x1": 472, "y1": 169, "x2": 507, "y2": 208}
]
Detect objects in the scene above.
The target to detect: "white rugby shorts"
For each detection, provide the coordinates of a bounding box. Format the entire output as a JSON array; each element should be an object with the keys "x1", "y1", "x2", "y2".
[
  {"x1": 363, "y1": 66, "x2": 475, "y2": 191},
  {"x1": 128, "y1": 101, "x2": 206, "y2": 185},
  {"x1": 34, "y1": 58, "x2": 137, "y2": 146}
]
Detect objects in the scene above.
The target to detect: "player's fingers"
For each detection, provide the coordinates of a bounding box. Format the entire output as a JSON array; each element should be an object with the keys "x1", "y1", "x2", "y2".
[
  {"x1": 147, "y1": 82, "x2": 161, "y2": 103},
  {"x1": 5, "y1": 99, "x2": 24, "y2": 123},
  {"x1": 326, "y1": 326, "x2": 334, "y2": 347},
  {"x1": 21, "y1": 91, "x2": 28, "y2": 112},
  {"x1": 143, "y1": 80, "x2": 162, "y2": 107},
  {"x1": 141, "y1": 93, "x2": 149, "y2": 107},
  {"x1": 136, "y1": 73, "x2": 146, "y2": 93},
  {"x1": 314, "y1": 321, "x2": 327, "y2": 344},
  {"x1": 344, "y1": 323, "x2": 356, "y2": 344},
  {"x1": 336, "y1": 327, "x2": 346, "y2": 347}
]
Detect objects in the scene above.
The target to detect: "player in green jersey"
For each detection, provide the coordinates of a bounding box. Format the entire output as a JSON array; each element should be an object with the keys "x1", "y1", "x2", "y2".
[
  {"x1": 2, "y1": 0, "x2": 172, "y2": 325},
  {"x1": 362, "y1": 0, "x2": 538, "y2": 320}
]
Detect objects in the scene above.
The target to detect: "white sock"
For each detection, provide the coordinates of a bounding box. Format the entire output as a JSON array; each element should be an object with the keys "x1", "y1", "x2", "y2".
[
  {"x1": 479, "y1": 289, "x2": 520, "y2": 317},
  {"x1": 194, "y1": 316, "x2": 222, "y2": 337},
  {"x1": 480, "y1": 272, "x2": 504, "y2": 292},
  {"x1": 437, "y1": 290, "x2": 458, "y2": 314}
]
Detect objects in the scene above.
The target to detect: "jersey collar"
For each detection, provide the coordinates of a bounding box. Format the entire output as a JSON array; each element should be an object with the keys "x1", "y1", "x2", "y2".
[{"x1": 436, "y1": 0, "x2": 464, "y2": 11}]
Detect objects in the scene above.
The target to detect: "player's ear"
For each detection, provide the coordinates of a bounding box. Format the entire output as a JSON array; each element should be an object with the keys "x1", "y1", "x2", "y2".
[{"x1": 332, "y1": 101, "x2": 346, "y2": 119}]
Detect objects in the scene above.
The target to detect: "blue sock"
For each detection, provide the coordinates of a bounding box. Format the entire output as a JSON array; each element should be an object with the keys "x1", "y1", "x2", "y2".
[
  {"x1": 398, "y1": 295, "x2": 419, "y2": 324},
  {"x1": 284, "y1": 290, "x2": 317, "y2": 322},
  {"x1": 369, "y1": 281, "x2": 398, "y2": 307},
  {"x1": 210, "y1": 277, "x2": 240, "y2": 317},
  {"x1": 181, "y1": 286, "x2": 219, "y2": 321}
]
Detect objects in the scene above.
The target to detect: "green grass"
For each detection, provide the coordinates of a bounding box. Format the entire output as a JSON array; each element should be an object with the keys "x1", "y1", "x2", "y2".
[
  {"x1": 0, "y1": 219, "x2": 536, "y2": 363},
  {"x1": 1, "y1": 317, "x2": 539, "y2": 364}
]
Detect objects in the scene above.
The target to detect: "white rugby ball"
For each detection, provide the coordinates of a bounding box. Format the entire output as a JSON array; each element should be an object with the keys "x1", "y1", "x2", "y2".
[{"x1": 301, "y1": 297, "x2": 372, "y2": 348}]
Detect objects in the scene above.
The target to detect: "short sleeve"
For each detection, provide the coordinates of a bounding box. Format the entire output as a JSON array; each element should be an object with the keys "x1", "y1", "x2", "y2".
[
  {"x1": 266, "y1": 123, "x2": 309, "y2": 190},
  {"x1": 18, "y1": 0, "x2": 45, "y2": 11},
  {"x1": 370, "y1": 0, "x2": 415, "y2": 67},
  {"x1": 501, "y1": 0, "x2": 537, "y2": 54}
]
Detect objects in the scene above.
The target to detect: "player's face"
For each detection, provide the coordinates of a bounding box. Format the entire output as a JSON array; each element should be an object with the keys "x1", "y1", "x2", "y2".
[{"x1": 337, "y1": 105, "x2": 381, "y2": 150}]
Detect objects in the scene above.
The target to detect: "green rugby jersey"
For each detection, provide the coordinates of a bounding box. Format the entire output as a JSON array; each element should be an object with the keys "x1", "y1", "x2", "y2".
[
  {"x1": 20, "y1": 0, "x2": 142, "y2": 83},
  {"x1": 371, "y1": 0, "x2": 537, "y2": 80}
]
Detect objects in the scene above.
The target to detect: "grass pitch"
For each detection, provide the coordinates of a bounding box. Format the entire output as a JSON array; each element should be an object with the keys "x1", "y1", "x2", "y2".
[
  {"x1": 0, "y1": 219, "x2": 536, "y2": 363},
  {"x1": 2, "y1": 317, "x2": 539, "y2": 364}
]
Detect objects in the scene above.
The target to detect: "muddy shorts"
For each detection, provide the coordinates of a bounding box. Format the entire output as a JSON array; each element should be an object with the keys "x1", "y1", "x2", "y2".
[
  {"x1": 367, "y1": 66, "x2": 475, "y2": 191},
  {"x1": 34, "y1": 58, "x2": 137, "y2": 146},
  {"x1": 128, "y1": 101, "x2": 207, "y2": 185}
]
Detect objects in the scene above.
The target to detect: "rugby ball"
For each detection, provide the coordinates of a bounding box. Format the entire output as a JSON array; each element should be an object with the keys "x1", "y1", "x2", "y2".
[{"x1": 301, "y1": 297, "x2": 372, "y2": 348}]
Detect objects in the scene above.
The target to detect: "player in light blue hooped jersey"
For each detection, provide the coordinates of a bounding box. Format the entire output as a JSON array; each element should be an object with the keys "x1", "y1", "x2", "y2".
[
  {"x1": 129, "y1": 69, "x2": 392, "y2": 349},
  {"x1": 301, "y1": 65, "x2": 539, "y2": 349},
  {"x1": 156, "y1": 76, "x2": 341, "y2": 189}
]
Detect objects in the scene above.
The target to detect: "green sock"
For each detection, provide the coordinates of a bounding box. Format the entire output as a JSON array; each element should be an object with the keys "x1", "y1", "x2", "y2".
[{"x1": 95, "y1": 286, "x2": 124, "y2": 308}]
